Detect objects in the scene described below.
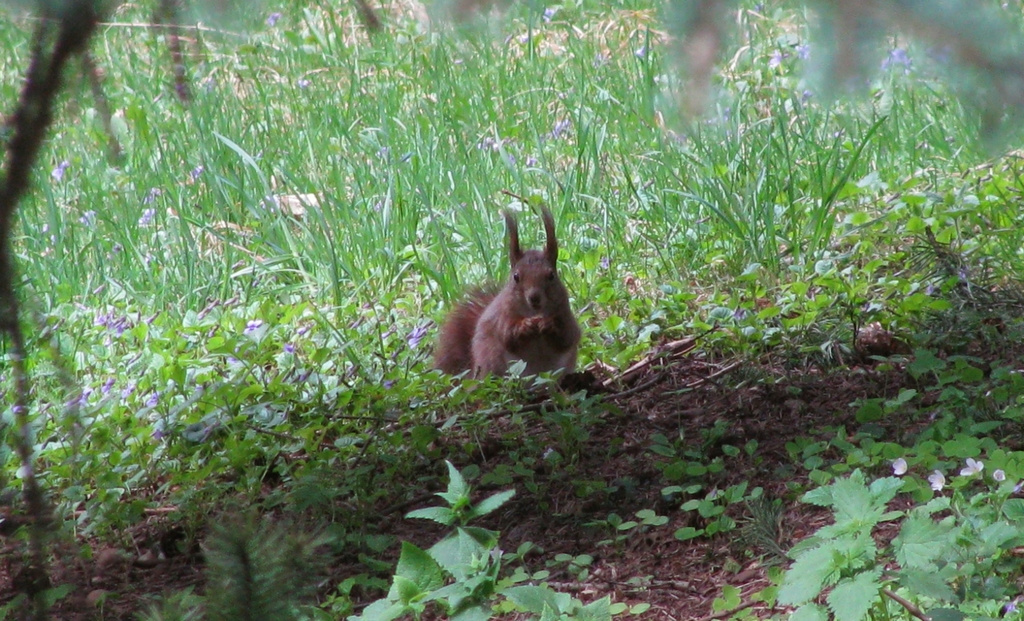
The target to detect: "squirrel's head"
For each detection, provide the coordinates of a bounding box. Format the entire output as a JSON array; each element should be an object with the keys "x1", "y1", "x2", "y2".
[{"x1": 503, "y1": 206, "x2": 566, "y2": 316}]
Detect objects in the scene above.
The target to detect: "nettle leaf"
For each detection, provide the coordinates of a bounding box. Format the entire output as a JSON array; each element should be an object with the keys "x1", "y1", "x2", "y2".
[
  {"x1": 868, "y1": 477, "x2": 904, "y2": 505},
  {"x1": 801, "y1": 485, "x2": 835, "y2": 508},
  {"x1": 826, "y1": 569, "x2": 882, "y2": 621},
  {"x1": 927, "y1": 608, "x2": 966, "y2": 621},
  {"x1": 502, "y1": 585, "x2": 561, "y2": 613},
  {"x1": 394, "y1": 542, "x2": 445, "y2": 593},
  {"x1": 439, "y1": 461, "x2": 471, "y2": 506},
  {"x1": 469, "y1": 489, "x2": 515, "y2": 520},
  {"x1": 831, "y1": 475, "x2": 880, "y2": 525},
  {"x1": 893, "y1": 513, "x2": 955, "y2": 569},
  {"x1": 779, "y1": 542, "x2": 841, "y2": 605},
  {"x1": 407, "y1": 506, "x2": 456, "y2": 525},
  {"x1": 900, "y1": 568, "x2": 957, "y2": 602},
  {"x1": 978, "y1": 521, "x2": 1021, "y2": 553},
  {"x1": 790, "y1": 603, "x2": 829, "y2": 621}
]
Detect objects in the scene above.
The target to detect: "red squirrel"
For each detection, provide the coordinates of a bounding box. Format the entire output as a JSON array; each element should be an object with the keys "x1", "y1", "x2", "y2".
[{"x1": 434, "y1": 206, "x2": 581, "y2": 378}]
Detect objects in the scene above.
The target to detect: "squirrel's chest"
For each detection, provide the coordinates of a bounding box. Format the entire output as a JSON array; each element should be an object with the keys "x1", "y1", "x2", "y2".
[{"x1": 507, "y1": 336, "x2": 573, "y2": 375}]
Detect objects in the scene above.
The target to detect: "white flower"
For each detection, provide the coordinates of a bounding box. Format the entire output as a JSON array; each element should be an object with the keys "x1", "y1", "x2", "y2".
[
  {"x1": 929, "y1": 470, "x2": 946, "y2": 491},
  {"x1": 960, "y1": 458, "x2": 984, "y2": 477},
  {"x1": 892, "y1": 458, "x2": 908, "y2": 476},
  {"x1": 993, "y1": 469, "x2": 1006, "y2": 482}
]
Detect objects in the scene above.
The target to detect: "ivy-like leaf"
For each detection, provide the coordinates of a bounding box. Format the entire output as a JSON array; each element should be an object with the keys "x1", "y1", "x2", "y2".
[{"x1": 826, "y1": 569, "x2": 882, "y2": 621}]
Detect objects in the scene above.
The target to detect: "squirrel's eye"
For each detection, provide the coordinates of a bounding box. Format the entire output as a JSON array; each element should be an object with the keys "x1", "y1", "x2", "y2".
[{"x1": 513, "y1": 271, "x2": 520, "y2": 283}]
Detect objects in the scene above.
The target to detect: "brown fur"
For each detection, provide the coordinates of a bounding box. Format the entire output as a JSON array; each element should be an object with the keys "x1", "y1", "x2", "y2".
[{"x1": 434, "y1": 207, "x2": 581, "y2": 377}]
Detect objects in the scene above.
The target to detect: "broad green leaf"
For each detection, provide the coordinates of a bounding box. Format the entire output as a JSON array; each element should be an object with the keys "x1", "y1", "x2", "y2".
[
  {"x1": 1003, "y1": 498, "x2": 1024, "y2": 522},
  {"x1": 439, "y1": 461, "x2": 470, "y2": 505},
  {"x1": 826, "y1": 570, "x2": 881, "y2": 621},
  {"x1": 790, "y1": 603, "x2": 828, "y2": 621},
  {"x1": 779, "y1": 543, "x2": 839, "y2": 605},
  {"x1": 351, "y1": 597, "x2": 406, "y2": 621},
  {"x1": 900, "y1": 568, "x2": 956, "y2": 602},
  {"x1": 831, "y1": 475, "x2": 878, "y2": 525},
  {"x1": 451, "y1": 604, "x2": 490, "y2": 621},
  {"x1": 893, "y1": 513, "x2": 955, "y2": 569},
  {"x1": 577, "y1": 595, "x2": 613, "y2": 621},
  {"x1": 927, "y1": 608, "x2": 966, "y2": 621},
  {"x1": 502, "y1": 585, "x2": 560, "y2": 614},
  {"x1": 390, "y1": 575, "x2": 423, "y2": 605},
  {"x1": 867, "y1": 477, "x2": 904, "y2": 505},
  {"x1": 394, "y1": 542, "x2": 444, "y2": 592},
  {"x1": 979, "y1": 521, "x2": 1021, "y2": 553}
]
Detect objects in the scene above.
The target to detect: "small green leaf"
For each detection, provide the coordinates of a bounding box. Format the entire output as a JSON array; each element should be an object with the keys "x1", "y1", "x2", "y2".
[
  {"x1": 674, "y1": 527, "x2": 703, "y2": 541},
  {"x1": 826, "y1": 570, "x2": 881, "y2": 621}
]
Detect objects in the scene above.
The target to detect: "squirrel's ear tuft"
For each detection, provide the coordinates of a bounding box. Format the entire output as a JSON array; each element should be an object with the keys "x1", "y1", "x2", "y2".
[
  {"x1": 540, "y1": 206, "x2": 558, "y2": 263},
  {"x1": 503, "y1": 210, "x2": 523, "y2": 266}
]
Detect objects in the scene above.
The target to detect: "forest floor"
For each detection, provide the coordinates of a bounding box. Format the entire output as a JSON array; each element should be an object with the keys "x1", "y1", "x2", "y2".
[{"x1": 2, "y1": 338, "x2": 978, "y2": 620}]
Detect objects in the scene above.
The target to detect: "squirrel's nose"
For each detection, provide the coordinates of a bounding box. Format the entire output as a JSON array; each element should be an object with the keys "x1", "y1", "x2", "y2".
[{"x1": 527, "y1": 292, "x2": 542, "y2": 309}]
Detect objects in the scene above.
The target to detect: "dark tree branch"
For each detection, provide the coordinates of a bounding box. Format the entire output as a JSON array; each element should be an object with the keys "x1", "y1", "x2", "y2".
[{"x1": 0, "y1": 3, "x2": 100, "y2": 617}]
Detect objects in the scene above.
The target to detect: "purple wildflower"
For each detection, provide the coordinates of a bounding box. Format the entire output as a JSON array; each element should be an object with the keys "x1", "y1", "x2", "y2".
[
  {"x1": 244, "y1": 319, "x2": 264, "y2": 335},
  {"x1": 138, "y1": 208, "x2": 156, "y2": 227},
  {"x1": 769, "y1": 50, "x2": 786, "y2": 68},
  {"x1": 101, "y1": 377, "x2": 116, "y2": 394},
  {"x1": 297, "y1": 78, "x2": 311, "y2": 89},
  {"x1": 143, "y1": 188, "x2": 162, "y2": 205},
  {"x1": 79, "y1": 210, "x2": 97, "y2": 227},
  {"x1": 600, "y1": 256, "x2": 610, "y2": 270},
  {"x1": 191, "y1": 165, "x2": 204, "y2": 181},
  {"x1": 283, "y1": 343, "x2": 295, "y2": 353},
  {"x1": 550, "y1": 119, "x2": 571, "y2": 139},
  {"x1": 543, "y1": 7, "x2": 556, "y2": 22},
  {"x1": 383, "y1": 379, "x2": 395, "y2": 389},
  {"x1": 266, "y1": 12, "x2": 282, "y2": 26},
  {"x1": 635, "y1": 45, "x2": 647, "y2": 59},
  {"x1": 407, "y1": 324, "x2": 429, "y2": 348},
  {"x1": 882, "y1": 48, "x2": 912, "y2": 72},
  {"x1": 796, "y1": 44, "x2": 810, "y2": 60},
  {"x1": 121, "y1": 382, "x2": 136, "y2": 399},
  {"x1": 526, "y1": 156, "x2": 538, "y2": 167},
  {"x1": 146, "y1": 392, "x2": 160, "y2": 407},
  {"x1": 52, "y1": 160, "x2": 70, "y2": 181}
]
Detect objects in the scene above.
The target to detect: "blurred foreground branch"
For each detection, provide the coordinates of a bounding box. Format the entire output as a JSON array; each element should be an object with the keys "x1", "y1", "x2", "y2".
[{"x1": 0, "y1": 1, "x2": 102, "y2": 616}]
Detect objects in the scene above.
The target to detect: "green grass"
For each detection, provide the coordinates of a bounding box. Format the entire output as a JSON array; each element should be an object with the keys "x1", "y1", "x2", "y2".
[{"x1": 6, "y1": 0, "x2": 1024, "y2": 614}]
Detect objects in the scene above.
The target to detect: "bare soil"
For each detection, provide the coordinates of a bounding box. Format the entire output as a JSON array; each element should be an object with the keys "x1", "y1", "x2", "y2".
[{"x1": 0, "y1": 344, "x2": 988, "y2": 620}]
